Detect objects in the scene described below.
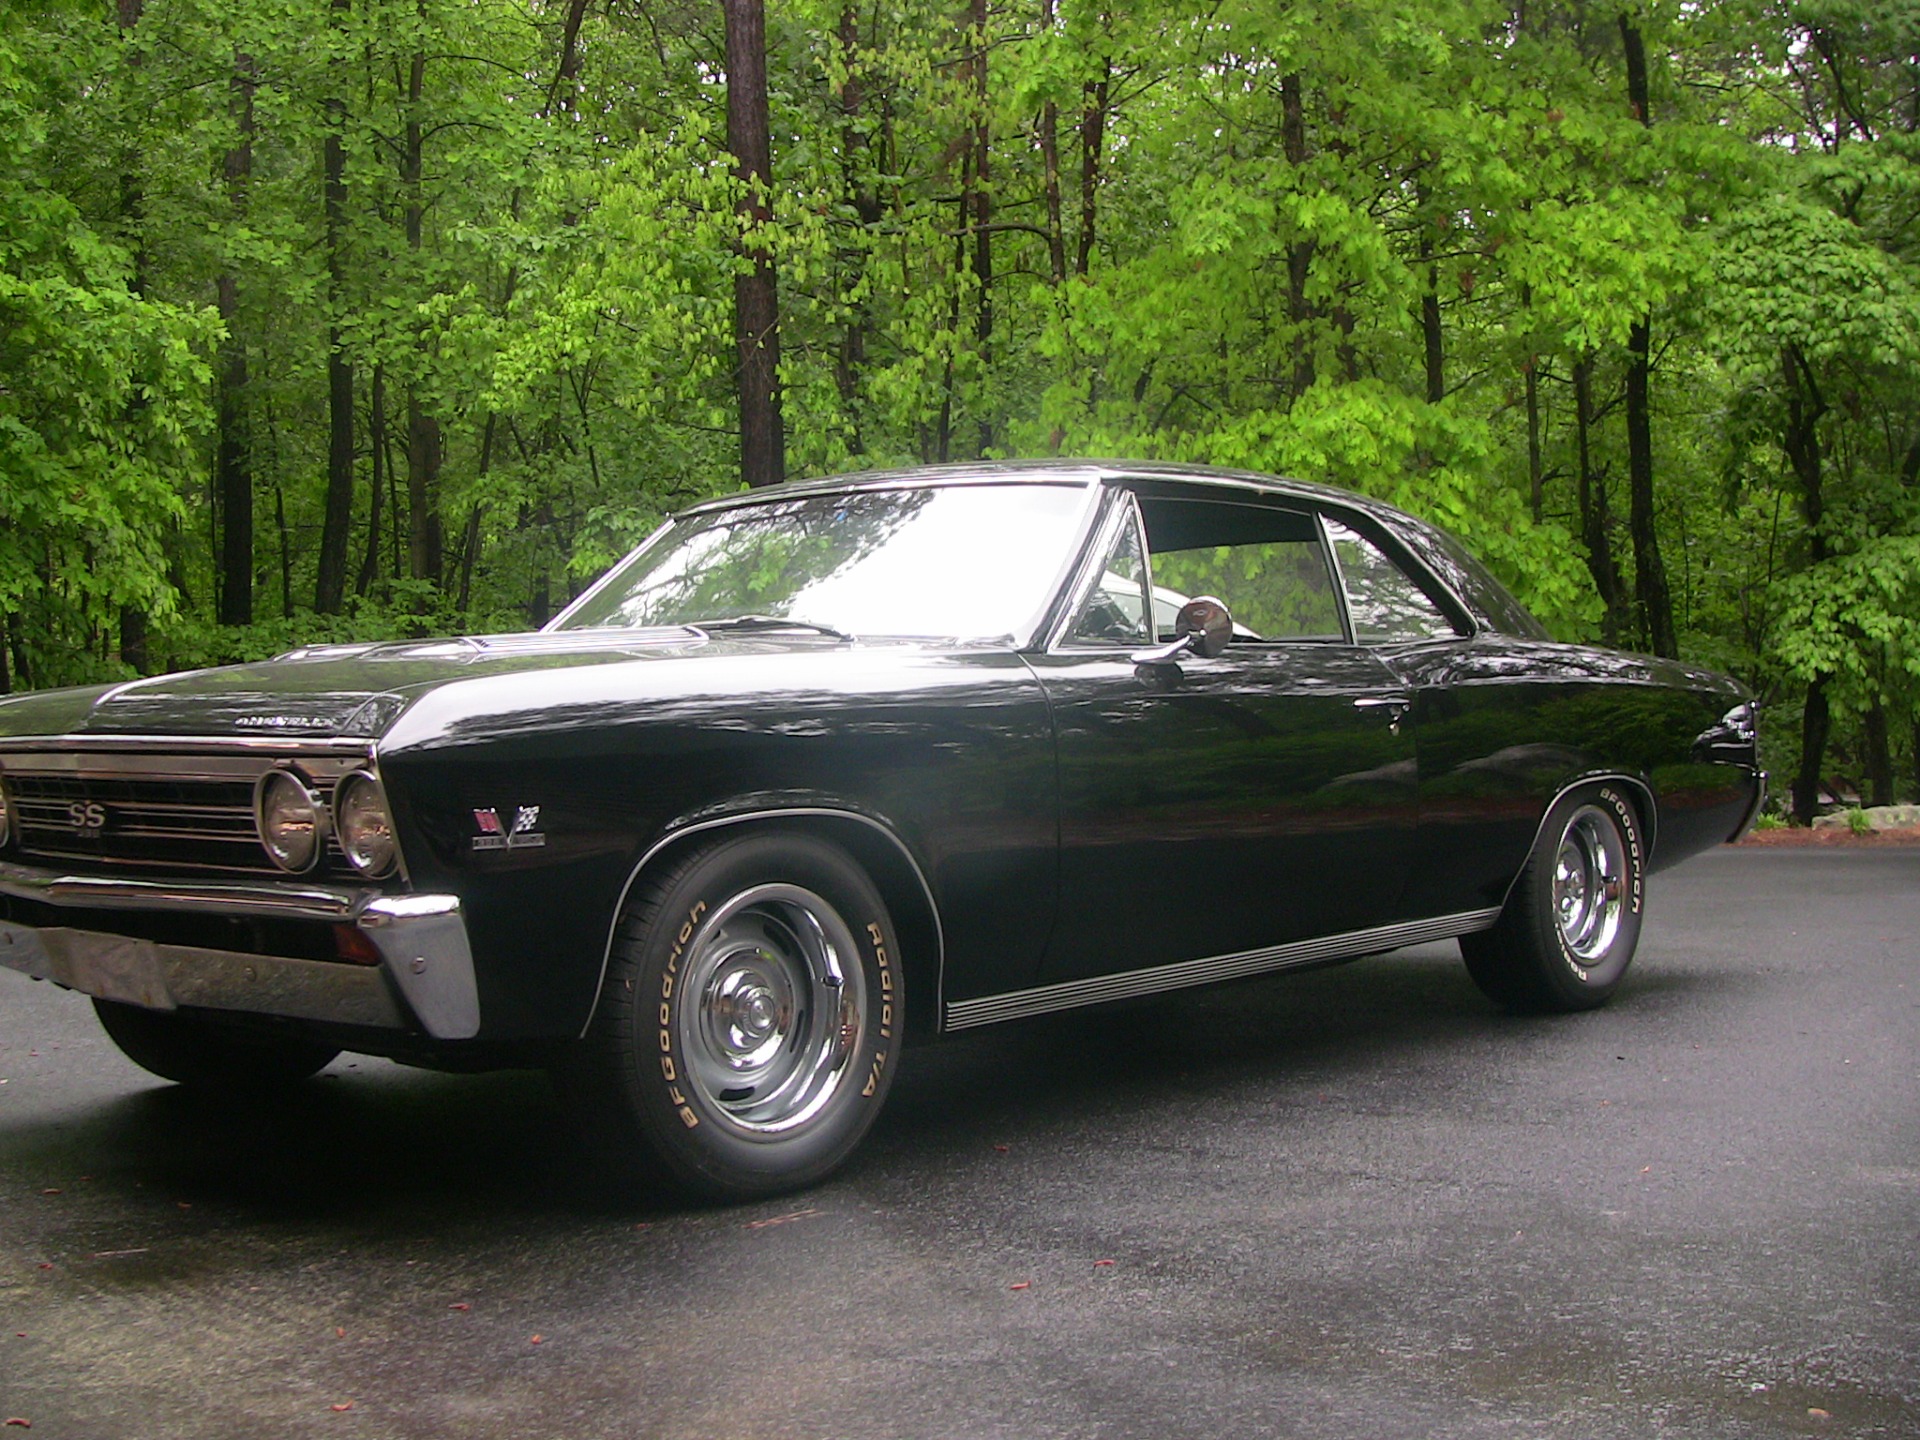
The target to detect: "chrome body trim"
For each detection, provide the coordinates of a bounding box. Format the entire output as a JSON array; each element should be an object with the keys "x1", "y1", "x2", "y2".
[
  {"x1": 0, "y1": 922, "x2": 407, "y2": 1030},
  {"x1": 0, "y1": 735, "x2": 376, "y2": 760},
  {"x1": 0, "y1": 863, "x2": 479, "y2": 1040},
  {"x1": 942, "y1": 907, "x2": 1502, "y2": 1031},
  {"x1": 583, "y1": 807, "x2": 946, "y2": 1040},
  {"x1": 357, "y1": 894, "x2": 480, "y2": 1039},
  {"x1": 0, "y1": 860, "x2": 374, "y2": 918}
]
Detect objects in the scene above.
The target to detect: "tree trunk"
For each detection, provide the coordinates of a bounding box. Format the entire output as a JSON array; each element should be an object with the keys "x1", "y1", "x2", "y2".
[
  {"x1": 1419, "y1": 230, "x2": 1443, "y2": 404},
  {"x1": 116, "y1": 0, "x2": 151, "y2": 663},
  {"x1": 402, "y1": 43, "x2": 443, "y2": 585},
  {"x1": 965, "y1": 0, "x2": 992, "y2": 454},
  {"x1": 1076, "y1": 50, "x2": 1109, "y2": 277},
  {"x1": 314, "y1": 0, "x2": 356, "y2": 614},
  {"x1": 1793, "y1": 676, "x2": 1832, "y2": 825},
  {"x1": 215, "y1": 50, "x2": 257, "y2": 627},
  {"x1": 1781, "y1": 343, "x2": 1833, "y2": 824},
  {"x1": 1573, "y1": 355, "x2": 1627, "y2": 644},
  {"x1": 1525, "y1": 355, "x2": 1543, "y2": 524},
  {"x1": 358, "y1": 364, "x2": 387, "y2": 597},
  {"x1": 1038, "y1": 0, "x2": 1066, "y2": 286},
  {"x1": 1618, "y1": 13, "x2": 1676, "y2": 658},
  {"x1": 1863, "y1": 695, "x2": 1894, "y2": 807},
  {"x1": 833, "y1": 6, "x2": 880, "y2": 450},
  {"x1": 1281, "y1": 71, "x2": 1316, "y2": 397},
  {"x1": 723, "y1": 0, "x2": 784, "y2": 487}
]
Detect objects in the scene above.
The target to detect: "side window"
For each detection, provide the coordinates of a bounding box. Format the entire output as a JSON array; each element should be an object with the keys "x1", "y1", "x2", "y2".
[
  {"x1": 1140, "y1": 498, "x2": 1343, "y2": 642},
  {"x1": 1323, "y1": 518, "x2": 1459, "y2": 644},
  {"x1": 1065, "y1": 501, "x2": 1152, "y2": 646}
]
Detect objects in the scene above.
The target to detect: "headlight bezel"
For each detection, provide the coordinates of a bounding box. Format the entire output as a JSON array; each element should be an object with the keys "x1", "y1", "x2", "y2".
[
  {"x1": 0, "y1": 774, "x2": 12, "y2": 849},
  {"x1": 333, "y1": 770, "x2": 398, "y2": 878},
  {"x1": 254, "y1": 767, "x2": 327, "y2": 874}
]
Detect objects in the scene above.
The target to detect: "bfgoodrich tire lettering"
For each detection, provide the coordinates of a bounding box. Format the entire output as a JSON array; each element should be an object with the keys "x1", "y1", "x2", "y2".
[
  {"x1": 1460, "y1": 784, "x2": 1646, "y2": 1013},
  {"x1": 560, "y1": 829, "x2": 901, "y2": 1201}
]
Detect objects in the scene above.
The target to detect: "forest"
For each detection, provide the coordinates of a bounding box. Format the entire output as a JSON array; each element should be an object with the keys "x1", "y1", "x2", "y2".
[{"x1": 1, "y1": 0, "x2": 1916, "y2": 820}]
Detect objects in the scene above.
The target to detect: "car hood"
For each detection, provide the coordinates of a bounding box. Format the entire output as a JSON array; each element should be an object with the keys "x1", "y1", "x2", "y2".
[{"x1": 0, "y1": 628, "x2": 857, "y2": 742}]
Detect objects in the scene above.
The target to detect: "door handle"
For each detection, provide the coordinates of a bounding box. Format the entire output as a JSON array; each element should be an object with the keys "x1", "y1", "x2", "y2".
[{"x1": 1353, "y1": 695, "x2": 1412, "y2": 734}]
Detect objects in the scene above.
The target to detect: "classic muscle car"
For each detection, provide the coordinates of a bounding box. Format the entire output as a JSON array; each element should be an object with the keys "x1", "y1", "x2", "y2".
[{"x1": 0, "y1": 462, "x2": 1764, "y2": 1198}]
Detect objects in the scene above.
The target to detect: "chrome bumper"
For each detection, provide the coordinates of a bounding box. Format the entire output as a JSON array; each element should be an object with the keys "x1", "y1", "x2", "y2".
[{"x1": 0, "y1": 863, "x2": 480, "y2": 1040}]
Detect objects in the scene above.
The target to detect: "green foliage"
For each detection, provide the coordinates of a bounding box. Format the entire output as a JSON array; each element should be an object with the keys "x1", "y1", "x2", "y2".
[{"x1": 0, "y1": 0, "x2": 1916, "y2": 798}]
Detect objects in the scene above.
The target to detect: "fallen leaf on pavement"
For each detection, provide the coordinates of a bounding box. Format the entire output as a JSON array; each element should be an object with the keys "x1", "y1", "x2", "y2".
[
  {"x1": 448, "y1": 1303, "x2": 470, "y2": 1312},
  {"x1": 1008, "y1": 1281, "x2": 1031, "y2": 1291},
  {"x1": 743, "y1": 1208, "x2": 818, "y2": 1230},
  {"x1": 328, "y1": 1402, "x2": 353, "y2": 1413}
]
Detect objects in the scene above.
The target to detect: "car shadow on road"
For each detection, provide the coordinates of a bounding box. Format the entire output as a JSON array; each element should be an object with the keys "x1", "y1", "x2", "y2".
[{"x1": 0, "y1": 942, "x2": 1739, "y2": 1225}]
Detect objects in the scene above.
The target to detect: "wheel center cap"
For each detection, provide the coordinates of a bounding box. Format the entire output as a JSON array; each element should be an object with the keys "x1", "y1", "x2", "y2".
[{"x1": 733, "y1": 984, "x2": 778, "y2": 1040}]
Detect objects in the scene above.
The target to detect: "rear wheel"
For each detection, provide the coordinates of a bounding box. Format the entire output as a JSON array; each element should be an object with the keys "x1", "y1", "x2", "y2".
[
  {"x1": 93, "y1": 999, "x2": 339, "y2": 1086},
  {"x1": 1460, "y1": 784, "x2": 1647, "y2": 1013},
  {"x1": 558, "y1": 830, "x2": 902, "y2": 1201}
]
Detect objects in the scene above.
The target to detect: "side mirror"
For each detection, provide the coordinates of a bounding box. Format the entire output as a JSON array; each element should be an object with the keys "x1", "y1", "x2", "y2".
[{"x1": 1131, "y1": 595, "x2": 1233, "y2": 666}]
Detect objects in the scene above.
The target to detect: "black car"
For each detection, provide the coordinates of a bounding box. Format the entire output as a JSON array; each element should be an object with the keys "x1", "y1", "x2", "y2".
[{"x1": 0, "y1": 462, "x2": 1764, "y2": 1198}]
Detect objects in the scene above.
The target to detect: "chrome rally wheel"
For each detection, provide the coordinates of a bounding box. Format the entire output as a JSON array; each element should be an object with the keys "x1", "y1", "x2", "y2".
[
  {"x1": 1552, "y1": 804, "x2": 1629, "y2": 964},
  {"x1": 561, "y1": 829, "x2": 901, "y2": 1202},
  {"x1": 678, "y1": 883, "x2": 867, "y2": 1138},
  {"x1": 1461, "y1": 784, "x2": 1646, "y2": 1013}
]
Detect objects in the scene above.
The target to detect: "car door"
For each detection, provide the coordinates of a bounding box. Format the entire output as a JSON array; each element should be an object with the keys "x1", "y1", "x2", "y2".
[{"x1": 1024, "y1": 488, "x2": 1421, "y2": 986}]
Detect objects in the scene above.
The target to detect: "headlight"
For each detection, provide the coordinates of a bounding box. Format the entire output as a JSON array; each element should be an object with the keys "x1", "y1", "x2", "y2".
[
  {"x1": 255, "y1": 769, "x2": 325, "y2": 873},
  {"x1": 0, "y1": 776, "x2": 11, "y2": 848},
  {"x1": 334, "y1": 771, "x2": 397, "y2": 877}
]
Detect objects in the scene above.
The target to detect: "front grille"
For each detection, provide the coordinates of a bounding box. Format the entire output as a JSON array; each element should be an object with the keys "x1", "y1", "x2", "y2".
[{"x1": 1, "y1": 749, "x2": 367, "y2": 879}]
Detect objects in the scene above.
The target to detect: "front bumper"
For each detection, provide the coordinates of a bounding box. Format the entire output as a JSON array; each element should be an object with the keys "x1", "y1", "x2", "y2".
[{"x1": 0, "y1": 863, "x2": 480, "y2": 1040}]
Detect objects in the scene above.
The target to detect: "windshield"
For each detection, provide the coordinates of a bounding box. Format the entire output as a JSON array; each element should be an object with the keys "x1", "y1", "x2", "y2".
[{"x1": 553, "y1": 483, "x2": 1092, "y2": 641}]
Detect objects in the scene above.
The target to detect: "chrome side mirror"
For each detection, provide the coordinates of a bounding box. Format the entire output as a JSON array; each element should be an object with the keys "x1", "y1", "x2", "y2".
[{"x1": 1131, "y1": 596, "x2": 1233, "y2": 666}]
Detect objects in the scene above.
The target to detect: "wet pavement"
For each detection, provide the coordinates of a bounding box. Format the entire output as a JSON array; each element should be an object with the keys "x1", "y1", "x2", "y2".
[{"x1": 2, "y1": 846, "x2": 1917, "y2": 1438}]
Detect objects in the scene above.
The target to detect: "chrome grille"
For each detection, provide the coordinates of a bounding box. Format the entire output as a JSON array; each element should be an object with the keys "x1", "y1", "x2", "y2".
[{"x1": 0, "y1": 747, "x2": 368, "y2": 879}]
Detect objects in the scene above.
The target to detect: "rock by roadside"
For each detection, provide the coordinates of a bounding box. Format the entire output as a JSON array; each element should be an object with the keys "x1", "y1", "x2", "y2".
[{"x1": 1809, "y1": 803, "x2": 1920, "y2": 831}]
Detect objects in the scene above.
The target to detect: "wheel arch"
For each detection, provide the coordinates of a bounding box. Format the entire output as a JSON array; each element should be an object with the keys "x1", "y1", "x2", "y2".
[
  {"x1": 1497, "y1": 772, "x2": 1657, "y2": 913},
  {"x1": 581, "y1": 807, "x2": 945, "y2": 1043}
]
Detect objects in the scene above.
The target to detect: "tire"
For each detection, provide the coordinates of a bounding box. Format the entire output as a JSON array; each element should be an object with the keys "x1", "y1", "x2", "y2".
[
  {"x1": 92, "y1": 999, "x2": 340, "y2": 1087},
  {"x1": 1459, "y1": 783, "x2": 1647, "y2": 1014},
  {"x1": 558, "y1": 829, "x2": 903, "y2": 1202}
]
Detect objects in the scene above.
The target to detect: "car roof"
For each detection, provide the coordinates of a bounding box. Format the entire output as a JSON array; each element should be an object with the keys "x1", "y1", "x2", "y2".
[{"x1": 676, "y1": 459, "x2": 1395, "y2": 524}]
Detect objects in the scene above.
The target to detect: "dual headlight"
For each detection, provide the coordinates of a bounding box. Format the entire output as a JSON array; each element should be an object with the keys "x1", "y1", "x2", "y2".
[{"x1": 253, "y1": 768, "x2": 397, "y2": 877}]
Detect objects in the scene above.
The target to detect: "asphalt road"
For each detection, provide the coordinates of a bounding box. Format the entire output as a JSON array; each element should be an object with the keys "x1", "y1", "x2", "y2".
[{"x1": 2, "y1": 846, "x2": 1916, "y2": 1439}]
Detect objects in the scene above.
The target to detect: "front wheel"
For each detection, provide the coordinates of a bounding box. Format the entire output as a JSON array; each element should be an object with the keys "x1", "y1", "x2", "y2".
[
  {"x1": 1460, "y1": 784, "x2": 1647, "y2": 1013},
  {"x1": 557, "y1": 830, "x2": 902, "y2": 1202}
]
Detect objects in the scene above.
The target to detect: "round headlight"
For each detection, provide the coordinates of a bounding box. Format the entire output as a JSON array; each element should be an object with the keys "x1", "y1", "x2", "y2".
[
  {"x1": 334, "y1": 771, "x2": 397, "y2": 877},
  {"x1": 255, "y1": 769, "x2": 325, "y2": 873}
]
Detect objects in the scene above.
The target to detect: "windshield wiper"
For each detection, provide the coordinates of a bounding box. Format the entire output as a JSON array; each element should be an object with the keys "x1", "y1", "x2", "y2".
[{"x1": 693, "y1": 614, "x2": 855, "y2": 642}]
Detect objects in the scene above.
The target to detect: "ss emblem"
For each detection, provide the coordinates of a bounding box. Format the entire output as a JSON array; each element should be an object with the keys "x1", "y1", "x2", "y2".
[{"x1": 68, "y1": 800, "x2": 107, "y2": 835}]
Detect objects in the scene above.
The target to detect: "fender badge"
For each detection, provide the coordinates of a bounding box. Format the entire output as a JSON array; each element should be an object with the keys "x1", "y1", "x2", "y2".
[{"x1": 472, "y1": 805, "x2": 546, "y2": 851}]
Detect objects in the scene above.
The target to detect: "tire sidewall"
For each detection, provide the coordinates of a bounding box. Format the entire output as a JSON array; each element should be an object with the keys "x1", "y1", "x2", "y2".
[
  {"x1": 623, "y1": 831, "x2": 901, "y2": 1197},
  {"x1": 1529, "y1": 783, "x2": 1645, "y2": 1007}
]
